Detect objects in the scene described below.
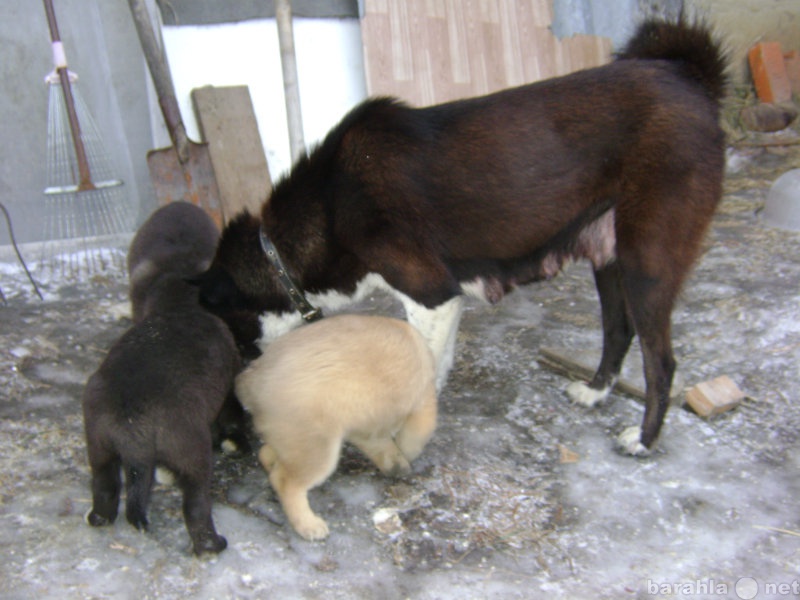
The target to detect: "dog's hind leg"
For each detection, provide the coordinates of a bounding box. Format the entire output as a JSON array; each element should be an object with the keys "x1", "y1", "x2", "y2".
[
  {"x1": 395, "y1": 387, "x2": 438, "y2": 463},
  {"x1": 617, "y1": 330, "x2": 675, "y2": 456},
  {"x1": 124, "y1": 461, "x2": 155, "y2": 531},
  {"x1": 399, "y1": 294, "x2": 464, "y2": 390},
  {"x1": 567, "y1": 262, "x2": 635, "y2": 407},
  {"x1": 350, "y1": 433, "x2": 411, "y2": 476},
  {"x1": 269, "y1": 449, "x2": 338, "y2": 540},
  {"x1": 166, "y1": 431, "x2": 227, "y2": 554},
  {"x1": 179, "y1": 468, "x2": 227, "y2": 554},
  {"x1": 267, "y1": 434, "x2": 341, "y2": 540},
  {"x1": 86, "y1": 450, "x2": 122, "y2": 527},
  {"x1": 615, "y1": 267, "x2": 679, "y2": 456}
]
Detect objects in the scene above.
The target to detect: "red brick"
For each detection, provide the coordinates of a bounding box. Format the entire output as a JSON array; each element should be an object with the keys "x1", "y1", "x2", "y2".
[
  {"x1": 685, "y1": 376, "x2": 745, "y2": 418},
  {"x1": 748, "y1": 42, "x2": 792, "y2": 103}
]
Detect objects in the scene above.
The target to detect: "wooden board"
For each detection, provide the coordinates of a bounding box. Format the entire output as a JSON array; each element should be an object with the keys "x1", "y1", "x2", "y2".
[
  {"x1": 361, "y1": 0, "x2": 613, "y2": 106},
  {"x1": 538, "y1": 347, "x2": 686, "y2": 404},
  {"x1": 191, "y1": 85, "x2": 271, "y2": 223}
]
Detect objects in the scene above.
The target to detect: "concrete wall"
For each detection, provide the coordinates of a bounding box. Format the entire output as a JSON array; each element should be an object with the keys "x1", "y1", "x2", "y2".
[
  {"x1": 160, "y1": 18, "x2": 367, "y2": 182},
  {"x1": 688, "y1": 0, "x2": 800, "y2": 83},
  {"x1": 0, "y1": 0, "x2": 365, "y2": 246},
  {"x1": 552, "y1": 0, "x2": 800, "y2": 83},
  {"x1": 1, "y1": 0, "x2": 153, "y2": 245},
  {"x1": 552, "y1": 0, "x2": 684, "y2": 49}
]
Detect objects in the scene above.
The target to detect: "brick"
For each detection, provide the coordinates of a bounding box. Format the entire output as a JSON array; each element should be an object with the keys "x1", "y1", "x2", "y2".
[
  {"x1": 558, "y1": 444, "x2": 580, "y2": 464},
  {"x1": 685, "y1": 375, "x2": 745, "y2": 418},
  {"x1": 748, "y1": 42, "x2": 792, "y2": 103},
  {"x1": 784, "y1": 50, "x2": 800, "y2": 96}
]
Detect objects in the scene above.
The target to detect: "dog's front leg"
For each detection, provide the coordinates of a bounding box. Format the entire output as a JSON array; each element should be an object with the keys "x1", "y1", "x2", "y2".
[{"x1": 398, "y1": 294, "x2": 464, "y2": 391}]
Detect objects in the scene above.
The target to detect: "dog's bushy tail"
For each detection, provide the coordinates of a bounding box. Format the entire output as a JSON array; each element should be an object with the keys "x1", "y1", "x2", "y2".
[{"x1": 617, "y1": 19, "x2": 728, "y2": 102}]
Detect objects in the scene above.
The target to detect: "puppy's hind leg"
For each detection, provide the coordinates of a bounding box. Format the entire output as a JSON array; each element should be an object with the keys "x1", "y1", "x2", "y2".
[
  {"x1": 567, "y1": 262, "x2": 634, "y2": 407},
  {"x1": 124, "y1": 461, "x2": 155, "y2": 531},
  {"x1": 86, "y1": 452, "x2": 122, "y2": 527},
  {"x1": 395, "y1": 387, "x2": 437, "y2": 464},
  {"x1": 350, "y1": 434, "x2": 411, "y2": 477},
  {"x1": 269, "y1": 437, "x2": 341, "y2": 541},
  {"x1": 170, "y1": 432, "x2": 227, "y2": 555},
  {"x1": 180, "y1": 473, "x2": 227, "y2": 555}
]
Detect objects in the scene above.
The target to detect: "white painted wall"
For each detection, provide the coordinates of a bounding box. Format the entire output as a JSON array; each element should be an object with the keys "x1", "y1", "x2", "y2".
[{"x1": 160, "y1": 18, "x2": 368, "y2": 182}]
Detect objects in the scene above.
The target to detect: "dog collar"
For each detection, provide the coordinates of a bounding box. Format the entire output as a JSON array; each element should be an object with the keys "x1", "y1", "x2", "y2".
[{"x1": 258, "y1": 227, "x2": 323, "y2": 323}]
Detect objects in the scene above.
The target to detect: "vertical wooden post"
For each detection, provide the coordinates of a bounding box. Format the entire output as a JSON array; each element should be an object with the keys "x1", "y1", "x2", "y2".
[{"x1": 276, "y1": 0, "x2": 305, "y2": 164}]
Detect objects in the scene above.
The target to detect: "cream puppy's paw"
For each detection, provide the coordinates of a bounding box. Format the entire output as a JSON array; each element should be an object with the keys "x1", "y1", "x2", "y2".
[
  {"x1": 294, "y1": 514, "x2": 330, "y2": 541},
  {"x1": 566, "y1": 381, "x2": 610, "y2": 408},
  {"x1": 384, "y1": 455, "x2": 412, "y2": 478},
  {"x1": 616, "y1": 426, "x2": 651, "y2": 457}
]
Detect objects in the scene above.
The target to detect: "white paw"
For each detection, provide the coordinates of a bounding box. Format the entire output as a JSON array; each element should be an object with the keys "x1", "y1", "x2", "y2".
[
  {"x1": 155, "y1": 466, "x2": 175, "y2": 485},
  {"x1": 294, "y1": 514, "x2": 330, "y2": 541},
  {"x1": 616, "y1": 426, "x2": 651, "y2": 457},
  {"x1": 220, "y1": 439, "x2": 238, "y2": 455},
  {"x1": 566, "y1": 381, "x2": 610, "y2": 408}
]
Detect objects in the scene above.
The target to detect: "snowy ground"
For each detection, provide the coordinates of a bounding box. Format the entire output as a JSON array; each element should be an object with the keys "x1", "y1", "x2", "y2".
[{"x1": 1, "y1": 143, "x2": 799, "y2": 599}]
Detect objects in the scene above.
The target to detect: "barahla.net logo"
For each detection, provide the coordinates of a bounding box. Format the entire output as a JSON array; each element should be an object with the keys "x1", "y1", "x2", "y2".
[{"x1": 646, "y1": 577, "x2": 799, "y2": 598}]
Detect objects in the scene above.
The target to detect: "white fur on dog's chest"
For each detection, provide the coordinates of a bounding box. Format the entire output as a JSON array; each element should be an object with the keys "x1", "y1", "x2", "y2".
[
  {"x1": 257, "y1": 273, "x2": 394, "y2": 345},
  {"x1": 256, "y1": 273, "x2": 464, "y2": 390}
]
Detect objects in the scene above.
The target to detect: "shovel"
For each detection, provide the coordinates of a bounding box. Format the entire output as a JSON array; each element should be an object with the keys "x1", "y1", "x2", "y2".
[{"x1": 128, "y1": 0, "x2": 222, "y2": 226}]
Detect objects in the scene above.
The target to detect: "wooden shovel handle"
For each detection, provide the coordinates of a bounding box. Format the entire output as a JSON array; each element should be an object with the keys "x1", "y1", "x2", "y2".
[{"x1": 128, "y1": 0, "x2": 190, "y2": 164}]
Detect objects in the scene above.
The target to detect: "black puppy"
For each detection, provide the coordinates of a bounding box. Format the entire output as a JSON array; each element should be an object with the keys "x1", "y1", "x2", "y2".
[
  {"x1": 83, "y1": 274, "x2": 240, "y2": 555},
  {"x1": 126, "y1": 201, "x2": 251, "y2": 450},
  {"x1": 83, "y1": 202, "x2": 247, "y2": 554},
  {"x1": 127, "y1": 201, "x2": 220, "y2": 323}
]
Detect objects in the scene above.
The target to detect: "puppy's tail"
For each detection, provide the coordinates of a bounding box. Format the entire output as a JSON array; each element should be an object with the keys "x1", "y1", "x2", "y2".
[{"x1": 617, "y1": 18, "x2": 728, "y2": 102}]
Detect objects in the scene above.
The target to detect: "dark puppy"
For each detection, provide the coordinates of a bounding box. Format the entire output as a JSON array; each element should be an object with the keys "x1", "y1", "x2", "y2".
[
  {"x1": 82, "y1": 274, "x2": 240, "y2": 555},
  {"x1": 83, "y1": 203, "x2": 246, "y2": 554},
  {"x1": 127, "y1": 201, "x2": 251, "y2": 450},
  {"x1": 196, "y1": 20, "x2": 728, "y2": 455},
  {"x1": 127, "y1": 201, "x2": 219, "y2": 323}
]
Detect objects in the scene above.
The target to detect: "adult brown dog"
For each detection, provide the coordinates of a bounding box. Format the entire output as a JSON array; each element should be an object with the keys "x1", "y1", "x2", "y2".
[{"x1": 196, "y1": 19, "x2": 728, "y2": 456}]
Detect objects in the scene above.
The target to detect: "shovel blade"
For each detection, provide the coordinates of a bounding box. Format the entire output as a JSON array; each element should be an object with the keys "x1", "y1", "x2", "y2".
[{"x1": 146, "y1": 141, "x2": 223, "y2": 227}]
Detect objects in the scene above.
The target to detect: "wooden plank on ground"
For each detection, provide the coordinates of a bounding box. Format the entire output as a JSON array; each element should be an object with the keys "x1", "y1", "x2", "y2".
[
  {"x1": 538, "y1": 346, "x2": 685, "y2": 404},
  {"x1": 191, "y1": 85, "x2": 271, "y2": 223}
]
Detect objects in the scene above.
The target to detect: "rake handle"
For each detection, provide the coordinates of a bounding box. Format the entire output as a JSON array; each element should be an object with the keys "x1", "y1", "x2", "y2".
[{"x1": 43, "y1": 0, "x2": 95, "y2": 191}]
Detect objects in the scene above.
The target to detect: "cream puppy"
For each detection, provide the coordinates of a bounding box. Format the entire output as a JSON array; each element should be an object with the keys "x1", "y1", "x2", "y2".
[{"x1": 235, "y1": 314, "x2": 437, "y2": 540}]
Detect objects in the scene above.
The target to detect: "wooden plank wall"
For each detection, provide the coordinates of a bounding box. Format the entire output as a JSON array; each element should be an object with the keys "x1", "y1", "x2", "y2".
[{"x1": 361, "y1": 0, "x2": 613, "y2": 106}]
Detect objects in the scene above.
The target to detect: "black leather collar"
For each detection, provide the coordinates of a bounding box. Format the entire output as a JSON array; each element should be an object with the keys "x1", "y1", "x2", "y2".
[{"x1": 258, "y1": 227, "x2": 323, "y2": 322}]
